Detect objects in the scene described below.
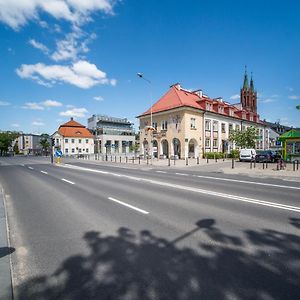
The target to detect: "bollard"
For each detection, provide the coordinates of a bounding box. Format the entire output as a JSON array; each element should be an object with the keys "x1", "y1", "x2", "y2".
[
  {"x1": 126, "y1": 156, "x2": 128, "y2": 163},
  {"x1": 297, "y1": 160, "x2": 299, "y2": 170},
  {"x1": 139, "y1": 157, "x2": 141, "y2": 164},
  {"x1": 231, "y1": 158, "x2": 234, "y2": 169},
  {"x1": 263, "y1": 162, "x2": 265, "y2": 169},
  {"x1": 186, "y1": 158, "x2": 188, "y2": 166},
  {"x1": 207, "y1": 156, "x2": 209, "y2": 164},
  {"x1": 147, "y1": 156, "x2": 149, "y2": 165},
  {"x1": 115, "y1": 156, "x2": 117, "y2": 163},
  {"x1": 197, "y1": 157, "x2": 199, "y2": 165},
  {"x1": 168, "y1": 158, "x2": 170, "y2": 166},
  {"x1": 215, "y1": 156, "x2": 217, "y2": 163},
  {"x1": 266, "y1": 161, "x2": 268, "y2": 169},
  {"x1": 293, "y1": 161, "x2": 295, "y2": 171},
  {"x1": 111, "y1": 155, "x2": 113, "y2": 162},
  {"x1": 250, "y1": 161, "x2": 252, "y2": 169},
  {"x1": 120, "y1": 156, "x2": 121, "y2": 163},
  {"x1": 105, "y1": 154, "x2": 108, "y2": 161},
  {"x1": 254, "y1": 160, "x2": 256, "y2": 168},
  {"x1": 223, "y1": 156, "x2": 225, "y2": 162},
  {"x1": 132, "y1": 157, "x2": 135, "y2": 164}
]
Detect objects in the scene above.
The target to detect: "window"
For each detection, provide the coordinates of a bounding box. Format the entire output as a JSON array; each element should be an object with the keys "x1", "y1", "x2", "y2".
[
  {"x1": 71, "y1": 139, "x2": 75, "y2": 143},
  {"x1": 161, "y1": 120, "x2": 168, "y2": 130},
  {"x1": 71, "y1": 148, "x2": 75, "y2": 153},
  {"x1": 152, "y1": 122, "x2": 158, "y2": 130},
  {"x1": 190, "y1": 118, "x2": 196, "y2": 129},
  {"x1": 65, "y1": 148, "x2": 69, "y2": 153},
  {"x1": 79, "y1": 139, "x2": 82, "y2": 143},
  {"x1": 213, "y1": 121, "x2": 218, "y2": 131},
  {"x1": 65, "y1": 138, "x2": 68, "y2": 143},
  {"x1": 242, "y1": 125, "x2": 246, "y2": 131},
  {"x1": 229, "y1": 109, "x2": 234, "y2": 117},
  {"x1": 213, "y1": 139, "x2": 218, "y2": 148},
  {"x1": 56, "y1": 138, "x2": 59, "y2": 144},
  {"x1": 205, "y1": 138, "x2": 210, "y2": 148},
  {"x1": 85, "y1": 139, "x2": 89, "y2": 144},
  {"x1": 86, "y1": 148, "x2": 89, "y2": 153},
  {"x1": 218, "y1": 106, "x2": 224, "y2": 114},
  {"x1": 205, "y1": 120, "x2": 211, "y2": 131},
  {"x1": 235, "y1": 125, "x2": 240, "y2": 131},
  {"x1": 229, "y1": 124, "x2": 233, "y2": 134},
  {"x1": 78, "y1": 148, "x2": 82, "y2": 153},
  {"x1": 206, "y1": 102, "x2": 212, "y2": 111},
  {"x1": 221, "y1": 123, "x2": 226, "y2": 133}
]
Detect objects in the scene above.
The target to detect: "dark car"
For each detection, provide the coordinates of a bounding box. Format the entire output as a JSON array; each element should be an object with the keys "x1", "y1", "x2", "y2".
[
  {"x1": 270, "y1": 150, "x2": 282, "y2": 162},
  {"x1": 255, "y1": 150, "x2": 275, "y2": 163}
]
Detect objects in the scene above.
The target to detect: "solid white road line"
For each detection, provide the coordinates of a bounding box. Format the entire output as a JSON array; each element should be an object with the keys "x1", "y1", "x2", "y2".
[
  {"x1": 40, "y1": 171, "x2": 48, "y2": 175},
  {"x1": 59, "y1": 164, "x2": 300, "y2": 213},
  {"x1": 156, "y1": 171, "x2": 167, "y2": 174},
  {"x1": 61, "y1": 178, "x2": 75, "y2": 185},
  {"x1": 28, "y1": 167, "x2": 34, "y2": 170},
  {"x1": 194, "y1": 174, "x2": 300, "y2": 190},
  {"x1": 108, "y1": 197, "x2": 149, "y2": 214},
  {"x1": 175, "y1": 173, "x2": 188, "y2": 176}
]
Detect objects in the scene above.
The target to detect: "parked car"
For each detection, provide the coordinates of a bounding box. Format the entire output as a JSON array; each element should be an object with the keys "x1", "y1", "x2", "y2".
[
  {"x1": 239, "y1": 148, "x2": 256, "y2": 162},
  {"x1": 255, "y1": 150, "x2": 276, "y2": 162}
]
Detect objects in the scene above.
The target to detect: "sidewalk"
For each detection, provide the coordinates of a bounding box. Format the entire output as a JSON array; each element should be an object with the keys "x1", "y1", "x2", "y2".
[
  {"x1": 64, "y1": 156, "x2": 300, "y2": 181},
  {"x1": 0, "y1": 186, "x2": 13, "y2": 300}
]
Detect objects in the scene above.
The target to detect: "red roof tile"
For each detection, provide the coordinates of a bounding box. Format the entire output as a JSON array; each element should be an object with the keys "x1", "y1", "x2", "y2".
[{"x1": 58, "y1": 119, "x2": 94, "y2": 138}]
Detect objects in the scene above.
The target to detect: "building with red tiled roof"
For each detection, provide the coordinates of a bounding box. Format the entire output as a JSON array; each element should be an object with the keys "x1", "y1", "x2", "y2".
[
  {"x1": 138, "y1": 72, "x2": 270, "y2": 159},
  {"x1": 52, "y1": 118, "x2": 95, "y2": 156}
]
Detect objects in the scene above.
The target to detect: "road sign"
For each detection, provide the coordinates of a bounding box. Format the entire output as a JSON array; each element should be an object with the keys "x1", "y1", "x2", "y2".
[
  {"x1": 275, "y1": 140, "x2": 282, "y2": 146},
  {"x1": 55, "y1": 150, "x2": 63, "y2": 157}
]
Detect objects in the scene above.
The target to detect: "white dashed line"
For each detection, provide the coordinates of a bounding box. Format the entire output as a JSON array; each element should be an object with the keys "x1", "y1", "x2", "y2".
[
  {"x1": 175, "y1": 173, "x2": 188, "y2": 176},
  {"x1": 40, "y1": 171, "x2": 48, "y2": 175},
  {"x1": 156, "y1": 171, "x2": 167, "y2": 174},
  {"x1": 108, "y1": 197, "x2": 149, "y2": 214},
  {"x1": 28, "y1": 167, "x2": 34, "y2": 170},
  {"x1": 61, "y1": 178, "x2": 75, "y2": 185}
]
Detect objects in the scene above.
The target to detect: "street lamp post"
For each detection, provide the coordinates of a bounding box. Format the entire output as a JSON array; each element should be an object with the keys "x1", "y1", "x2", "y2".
[{"x1": 137, "y1": 73, "x2": 154, "y2": 163}]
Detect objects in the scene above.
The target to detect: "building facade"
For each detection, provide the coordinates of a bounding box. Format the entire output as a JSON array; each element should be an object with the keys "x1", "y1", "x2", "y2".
[
  {"x1": 138, "y1": 72, "x2": 269, "y2": 159},
  {"x1": 88, "y1": 114, "x2": 135, "y2": 154},
  {"x1": 52, "y1": 118, "x2": 94, "y2": 156},
  {"x1": 14, "y1": 133, "x2": 43, "y2": 155}
]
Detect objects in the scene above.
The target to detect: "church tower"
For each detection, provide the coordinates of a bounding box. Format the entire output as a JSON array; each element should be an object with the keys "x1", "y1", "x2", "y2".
[{"x1": 240, "y1": 67, "x2": 257, "y2": 113}]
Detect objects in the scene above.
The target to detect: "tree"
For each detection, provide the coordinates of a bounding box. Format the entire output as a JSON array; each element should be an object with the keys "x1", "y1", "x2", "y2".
[
  {"x1": 229, "y1": 126, "x2": 257, "y2": 149},
  {"x1": 0, "y1": 131, "x2": 20, "y2": 156},
  {"x1": 40, "y1": 133, "x2": 50, "y2": 156}
]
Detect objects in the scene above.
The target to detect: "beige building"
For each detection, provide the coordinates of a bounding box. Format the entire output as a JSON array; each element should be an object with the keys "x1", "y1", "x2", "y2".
[{"x1": 138, "y1": 73, "x2": 268, "y2": 159}]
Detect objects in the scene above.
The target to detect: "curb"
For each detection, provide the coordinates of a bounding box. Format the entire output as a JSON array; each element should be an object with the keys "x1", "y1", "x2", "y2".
[{"x1": 0, "y1": 186, "x2": 13, "y2": 300}]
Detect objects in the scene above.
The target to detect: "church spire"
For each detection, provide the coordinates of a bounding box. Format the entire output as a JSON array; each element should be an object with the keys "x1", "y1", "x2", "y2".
[
  {"x1": 243, "y1": 66, "x2": 249, "y2": 90},
  {"x1": 250, "y1": 72, "x2": 254, "y2": 92}
]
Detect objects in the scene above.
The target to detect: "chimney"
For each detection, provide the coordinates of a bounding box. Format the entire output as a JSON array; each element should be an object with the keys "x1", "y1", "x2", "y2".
[
  {"x1": 193, "y1": 89, "x2": 203, "y2": 98},
  {"x1": 170, "y1": 82, "x2": 181, "y2": 90},
  {"x1": 71, "y1": 117, "x2": 73, "y2": 121}
]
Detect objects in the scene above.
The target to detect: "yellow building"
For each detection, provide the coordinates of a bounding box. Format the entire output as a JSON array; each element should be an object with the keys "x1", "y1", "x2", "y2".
[{"x1": 138, "y1": 78, "x2": 268, "y2": 159}]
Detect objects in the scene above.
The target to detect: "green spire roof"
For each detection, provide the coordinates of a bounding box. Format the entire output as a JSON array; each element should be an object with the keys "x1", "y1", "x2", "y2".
[
  {"x1": 250, "y1": 72, "x2": 254, "y2": 92},
  {"x1": 243, "y1": 66, "x2": 249, "y2": 90}
]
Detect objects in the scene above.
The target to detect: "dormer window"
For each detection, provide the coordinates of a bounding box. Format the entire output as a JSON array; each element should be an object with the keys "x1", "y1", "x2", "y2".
[
  {"x1": 218, "y1": 106, "x2": 224, "y2": 114},
  {"x1": 229, "y1": 109, "x2": 234, "y2": 117},
  {"x1": 206, "y1": 102, "x2": 212, "y2": 111}
]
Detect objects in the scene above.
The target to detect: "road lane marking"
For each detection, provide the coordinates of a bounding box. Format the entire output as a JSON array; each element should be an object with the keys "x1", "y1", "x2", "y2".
[
  {"x1": 61, "y1": 178, "x2": 75, "y2": 185},
  {"x1": 28, "y1": 167, "x2": 34, "y2": 170},
  {"x1": 175, "y1": 173, "x2": 188, "y2": 176},
  {"x1": 59, "y1": 164, "x2": 300, "y2": 213},
  {"x1": 194, "y1": 175, "x2": 300, "y2": 190},
  {"x1": 108, "y1": 197, "x2": 149, "y2": 214},
  {"x1": 40, "y1": 171, "x2": 48, "y2": 175},
  {"x1": 156, "y1": 171, "x2": 167, "y2": 174}
]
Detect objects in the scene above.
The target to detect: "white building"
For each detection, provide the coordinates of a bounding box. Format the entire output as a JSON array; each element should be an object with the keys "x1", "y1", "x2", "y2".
[{"x1": 52, "y1": 118, "x2": 95, "y2": 156}]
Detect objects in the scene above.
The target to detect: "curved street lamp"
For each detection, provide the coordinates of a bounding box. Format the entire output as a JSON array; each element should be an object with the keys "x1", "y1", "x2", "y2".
[{"x1": 137, "y1": 72, "x2": 154, "y2": 162}]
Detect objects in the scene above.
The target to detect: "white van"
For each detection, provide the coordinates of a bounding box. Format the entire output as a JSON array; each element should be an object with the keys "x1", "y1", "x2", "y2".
[{"x1": 239, "y1": 148, "x2": 256, "y2": 162}]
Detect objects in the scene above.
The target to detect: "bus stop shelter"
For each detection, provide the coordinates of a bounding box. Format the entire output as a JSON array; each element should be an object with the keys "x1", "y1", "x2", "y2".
[{"x1": 278, "y1": 129, "x2": 300, "y2": 161}]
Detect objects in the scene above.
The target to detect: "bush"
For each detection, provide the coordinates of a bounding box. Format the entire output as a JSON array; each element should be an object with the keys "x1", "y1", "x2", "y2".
[
  {"x1": 204, "y1": 152, "x2": 225, "y2": 159},
  {"x1": 228, "y1": 149, "x2": 240, "y2": 158}
]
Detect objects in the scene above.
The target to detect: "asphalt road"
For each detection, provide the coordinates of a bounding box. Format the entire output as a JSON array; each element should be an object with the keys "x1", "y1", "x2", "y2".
[{"x1": 0, "y1": 156, "x2": 300, "y2": 300}]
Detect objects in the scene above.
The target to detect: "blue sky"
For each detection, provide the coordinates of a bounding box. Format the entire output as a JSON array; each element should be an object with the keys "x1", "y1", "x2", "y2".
[{"x1": 0, "y1": 0, "x2": 300, "y2": 134}]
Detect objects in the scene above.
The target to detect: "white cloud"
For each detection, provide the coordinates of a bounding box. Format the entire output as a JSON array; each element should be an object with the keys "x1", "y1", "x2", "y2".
[
  {"x1": 59, "y1": 107, "x2": 88, "y2": 118},
  {"x1": 16, "y1": 60, "x2": 116, "y2": 89},
  {"x1": 29, "y1": 39, "x2": 49, "y2": 54},
  {"x1": 11, "y1": 123, "x2": 20, "y2": 128},
  {"x1": 260, "y1": 98, "x2": 275, "y2": 104},
  {"x1": 0, "y1": 101, "x2": 11, "y2": 106},
  {"x1": 0, "y1": 0, "x2": 115, "y2": 30},
  {"x1": 93, "y1": 96, "x2": 104, "y2": 101},
  {"x1": 288, "y1": 95, "x2": 300, "y2": 100},
  {"x1": 42, "y1": 99, "x2": 63, "y2": 107},
  {"x1": 22, "y1": 102, "x2": 44, "y2": 110},
  {"x1": 32, "y1": 121, "x2": 45, "y2": 126},
  {"x1": 229, "y1": 94, "x2": 239, "y2": 100}
]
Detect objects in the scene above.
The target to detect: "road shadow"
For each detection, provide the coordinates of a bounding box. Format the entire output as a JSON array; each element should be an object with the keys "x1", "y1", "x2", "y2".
[
  {"x1": 0, "y1": 246, "x2": 15, "y2": 259},
  {"x1": 16, "y1": 219, "x2": 300, "y2": 300}
]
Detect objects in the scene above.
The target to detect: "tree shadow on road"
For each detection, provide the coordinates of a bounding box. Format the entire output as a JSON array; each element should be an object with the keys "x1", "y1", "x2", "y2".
[
  {"x1": 0, "y1": 246, "x2": 15, "y2": 259},
  {"x1": 17, "y1": 219, "x2": 300, "y2": 300}
]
